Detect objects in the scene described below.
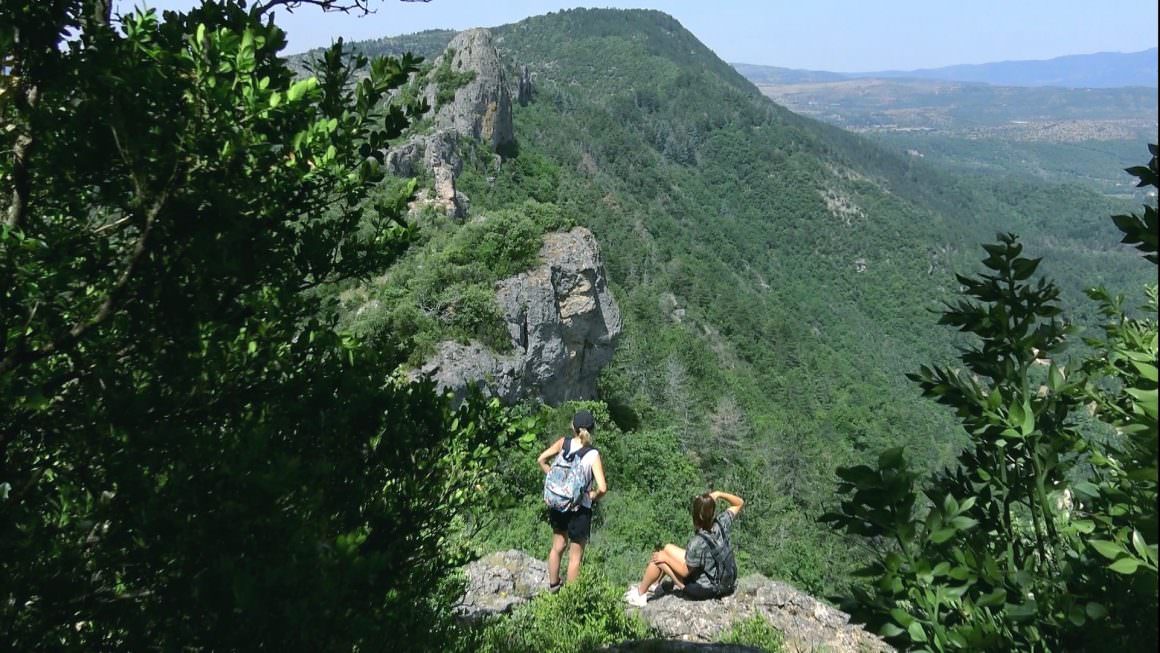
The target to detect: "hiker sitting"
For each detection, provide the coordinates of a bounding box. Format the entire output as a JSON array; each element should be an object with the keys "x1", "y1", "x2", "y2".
[{"x1": 624, "y1": 489, "x2": 742, "y2": 606}]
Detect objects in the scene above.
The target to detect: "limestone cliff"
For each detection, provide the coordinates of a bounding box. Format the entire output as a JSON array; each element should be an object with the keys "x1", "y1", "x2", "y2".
[
  {"x1": 417, "y1": 227, "x2": 622, "y2": 405},
  {"x1": 423, "y1": 28, "x2": 515, "y2": 151},
  {"x1": 385, "y1": 29, "x2": 614, "y2": 406},
  {"x1": 385, "y1": 28, "x2": 515, "y2": 218}
]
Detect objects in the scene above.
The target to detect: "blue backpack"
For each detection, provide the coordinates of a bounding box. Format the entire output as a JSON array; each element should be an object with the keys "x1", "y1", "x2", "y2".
[{"x1": 543, "y1": 438, "x2": 594, "y2": 512}]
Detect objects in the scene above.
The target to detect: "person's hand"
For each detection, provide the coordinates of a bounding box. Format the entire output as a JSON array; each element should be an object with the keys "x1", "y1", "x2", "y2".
[
  {"x1": 650, "y1": 551, "x2": 665, "y2": 565},
  {"x1": 708, "y1": 490, "x2": 720, "y2": 500}
]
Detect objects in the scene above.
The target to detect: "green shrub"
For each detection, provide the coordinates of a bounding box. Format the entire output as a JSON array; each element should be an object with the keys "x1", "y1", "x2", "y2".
[
  {"x1": 717, "y1": 615, "x2": 785, "y2": 652},
  {"x1": 447, "y1": 209, "x2": 543, "y2": 277},
  {"x1": 471, "y1": 570, "x2": 652, "y2": 653},
  {"x1": 433, "y1": 48, "x2": 478, "y2": 107},
  {"x1": 440, "y1": 284, "x2": 512, "y2": 351}
]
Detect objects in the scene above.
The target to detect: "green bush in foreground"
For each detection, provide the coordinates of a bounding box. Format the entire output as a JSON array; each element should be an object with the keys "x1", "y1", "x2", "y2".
[
  {"x1": 469, "y1": 570, "x2": 652, "y2": 653},
  {"x1": 824, "y1": 149, "x2": 1158, "y2": 651}
]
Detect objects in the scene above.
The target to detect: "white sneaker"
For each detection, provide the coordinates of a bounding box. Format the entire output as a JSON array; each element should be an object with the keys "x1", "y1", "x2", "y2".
[{"x1": 624, "y1": 586, "x2": 648, "y2": 607}]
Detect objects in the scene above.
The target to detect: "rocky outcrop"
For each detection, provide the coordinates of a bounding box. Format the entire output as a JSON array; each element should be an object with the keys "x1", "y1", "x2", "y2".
[
  {"x1": 601, "y1": 644, "x2": 763, "y2": 653},
  {"x1": 417, "y1": 227, "x2": 622, "y2": 405},
  {"x1": 386, "y1": 129, "x2": 469, "y2": 217},
  {"x1": 385, "y1": 28, "x2": 514, "y2": 217},
  {"x1": 638, "y1": 576, "x2": 892, "y2": 653},
  {"x1": 454, "y1": 550, "x2": 549, "y2": 621},
  {"x1": 423, "y1": 28, "x2": 514, "y2": 151},
  {"x1": 457, "y1": 550, "x2": 893, "y2": 653}
]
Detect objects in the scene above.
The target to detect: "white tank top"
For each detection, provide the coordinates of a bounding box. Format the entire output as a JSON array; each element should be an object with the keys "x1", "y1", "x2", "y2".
[{"x1": 561, "y1": 438, "x2": 598, "y2": 509}]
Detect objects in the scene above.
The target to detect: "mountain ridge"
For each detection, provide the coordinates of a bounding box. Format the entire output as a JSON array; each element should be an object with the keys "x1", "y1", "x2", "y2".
[
  {"x1": 334, "y1": 5, "x2": 1151, "y2": 603},
  {"x1": 734, "y1": 47, "x2": 1158, "y2": 88}
]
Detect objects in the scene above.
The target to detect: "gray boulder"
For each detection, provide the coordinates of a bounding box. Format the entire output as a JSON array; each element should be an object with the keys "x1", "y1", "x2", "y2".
[
  {"x1": 418, "y1": 227, "x2": 622, "y2": 405},
  {"x1": 454, "y1": 550, "x2": 549, "y2": 621}
]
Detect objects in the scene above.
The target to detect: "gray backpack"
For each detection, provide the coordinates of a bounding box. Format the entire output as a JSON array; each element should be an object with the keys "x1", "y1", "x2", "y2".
[
  {"x1": 698, "y1": 529, "x2": 737, "y2": 595},
  {"x1": 542, "y1": 438, "x2": 594, "y2": 512}
]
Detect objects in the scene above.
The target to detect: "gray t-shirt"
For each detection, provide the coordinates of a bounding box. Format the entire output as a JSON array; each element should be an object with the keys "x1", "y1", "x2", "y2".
[{"x1": 685, "y1": 510, "x2": 736, "y2": 593}]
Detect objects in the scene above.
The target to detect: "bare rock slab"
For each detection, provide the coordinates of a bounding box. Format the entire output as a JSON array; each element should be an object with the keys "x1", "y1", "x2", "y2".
[
  {"x1": 456, "y1": 551, "x2": 892, "y2": 653},
  {"x1": 638, "y1": 575, "x2": 892, "y2": 653},
  {"x1": 424, "y1": 28, "x2": 515, "y2": 151},
  {"x1": 454, "y1": 550, "x2": 549, "y2": 621}
]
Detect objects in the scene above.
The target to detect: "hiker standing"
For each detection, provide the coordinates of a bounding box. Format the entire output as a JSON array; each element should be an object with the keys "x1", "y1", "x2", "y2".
[
  {"x1": 624, "y1": 489, "x2": 742, "y2": 606},
  {"x1": 537, "y1": 409, "x2": 607, "y2": 591}
]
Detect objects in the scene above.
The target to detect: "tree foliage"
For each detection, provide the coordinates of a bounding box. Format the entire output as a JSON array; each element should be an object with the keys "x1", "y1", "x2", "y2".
[
  {"x1": 824, "y1": 148, "x2": 1158, "y2": 651},
  {"x1": 1, "y1": 2, "x2": 532, "y2": 649}
]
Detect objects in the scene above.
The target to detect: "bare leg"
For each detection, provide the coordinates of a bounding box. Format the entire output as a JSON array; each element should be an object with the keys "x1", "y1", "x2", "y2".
[
  {"x1": 636, "y1": 561, "x2": 665, "y2": 595},
  {"x1": 566, "y1": 541, "x2": 585, "y2": 582},
  {"x1": 637, "y1": 543, "x2": 691, "y2": 594},
  {"x1": 548, "y1": 532, "x2": 567, "y2": 585},
  {"x1": 656, "y1": 561, "x2": 687, "y2": 589},
  {"x1": 662, "y1": 543, "x2": 688, "y2": 562}
]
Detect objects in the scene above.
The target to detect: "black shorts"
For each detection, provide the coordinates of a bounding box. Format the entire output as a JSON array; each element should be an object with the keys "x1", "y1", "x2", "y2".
[
  {"x1": 548, "y1": 506, "x2": 592, "y2": 543},
  {"x1": 680, "y1": 583, "x2": 722, "y2": 600}
]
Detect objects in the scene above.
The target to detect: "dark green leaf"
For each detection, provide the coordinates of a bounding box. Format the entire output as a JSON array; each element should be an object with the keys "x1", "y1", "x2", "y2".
[
  {"x1": 879, "y1": 623, "x2": 905, "y2": 638},
  {"x1": 878, "y1": 447, "x2": 905, "y2": 469},
  {"x1": 1089, "y1": 539, "x2": 1124, "y2": 560},
  {"x1": 1085, "y1": 602, "x2": 1108, "y2": 620},
  {"x1": 1004, "y1": 599, "x2": 1038, "y2": 621},
  {"x1": 907, "y1": 621, "x2": 928, "y2": 643},
  {"x1": 836, "y1": 465, "x2": 880, "y2": 487},
  {"x1": 929, "y1": 528, "x2": 956, "y2": 544},
  {"x1": 1073, "y1": 481, "x2": 1100, "y2": 498},
  {"x1": 889, "y1": 607, "x2": 915, "y2": 627},
  {"x1": 1067, "y1": 604, "x2": 1086, "y2": 626},
  {"x1": 1109, "y1": 557, "x2": 1141, "y2": 574}
]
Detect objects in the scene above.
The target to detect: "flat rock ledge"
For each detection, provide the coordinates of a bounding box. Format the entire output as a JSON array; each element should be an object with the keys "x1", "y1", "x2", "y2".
[
  {"x1": 455, "y1": 550, "x2": 892, "y2": 653},
  {"x1": 601, "y1": 642, "x2": 765, "y2": 653}
]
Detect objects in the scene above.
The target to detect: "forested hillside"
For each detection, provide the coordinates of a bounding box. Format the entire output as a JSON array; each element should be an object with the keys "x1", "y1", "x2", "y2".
[
  {"x1": 737, "y1": 71, "x2": 1157, "y2": 197},
  {"x1": 339, "y1": 8, "x2": 1151, "y2": 596}
]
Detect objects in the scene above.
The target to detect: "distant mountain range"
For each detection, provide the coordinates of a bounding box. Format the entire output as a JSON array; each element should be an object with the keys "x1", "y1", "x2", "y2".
[{"x1": 734, "y1": 48, "x2": 1158, "y2": 88}]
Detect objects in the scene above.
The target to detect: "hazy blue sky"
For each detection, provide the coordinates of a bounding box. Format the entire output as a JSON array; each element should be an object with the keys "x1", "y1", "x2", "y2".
[{"x1": 118, "y1": 0, "x2": 1159, "y2": 71}]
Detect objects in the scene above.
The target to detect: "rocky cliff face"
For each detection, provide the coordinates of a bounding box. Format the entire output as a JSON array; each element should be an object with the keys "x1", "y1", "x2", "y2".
[
  {"x1": 417, "y1": 227, "x2": 622, "y2": 405},
  {"x1": 387, "y1": 30, "x2": 613, "y2": 406},
  {"x1": 385, "y1": 28, "x2": 515, "y2": 218},
  {"x1": 456, "y1": 550, "x2": 893, "y2": 653},
  {"x1": 424, "y1": 28, "x2": 515, "y2": 151},
  {"x1": 385, "y1": 129, "x2": 470, "y2": 217}
]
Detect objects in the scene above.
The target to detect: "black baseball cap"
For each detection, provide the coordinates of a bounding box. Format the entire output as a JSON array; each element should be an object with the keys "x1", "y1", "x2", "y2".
[{"x1": 572, "y1": 409, "x2": 596, "y2": 431}]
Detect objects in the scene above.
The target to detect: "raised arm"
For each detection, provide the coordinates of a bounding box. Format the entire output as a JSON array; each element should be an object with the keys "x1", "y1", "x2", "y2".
[
  {"x1": 537, "y1": 437, "x2": 565, "y2": 474},
  {"x1": 710, "y1": 490, "x2": 744, "y2": 515}
]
